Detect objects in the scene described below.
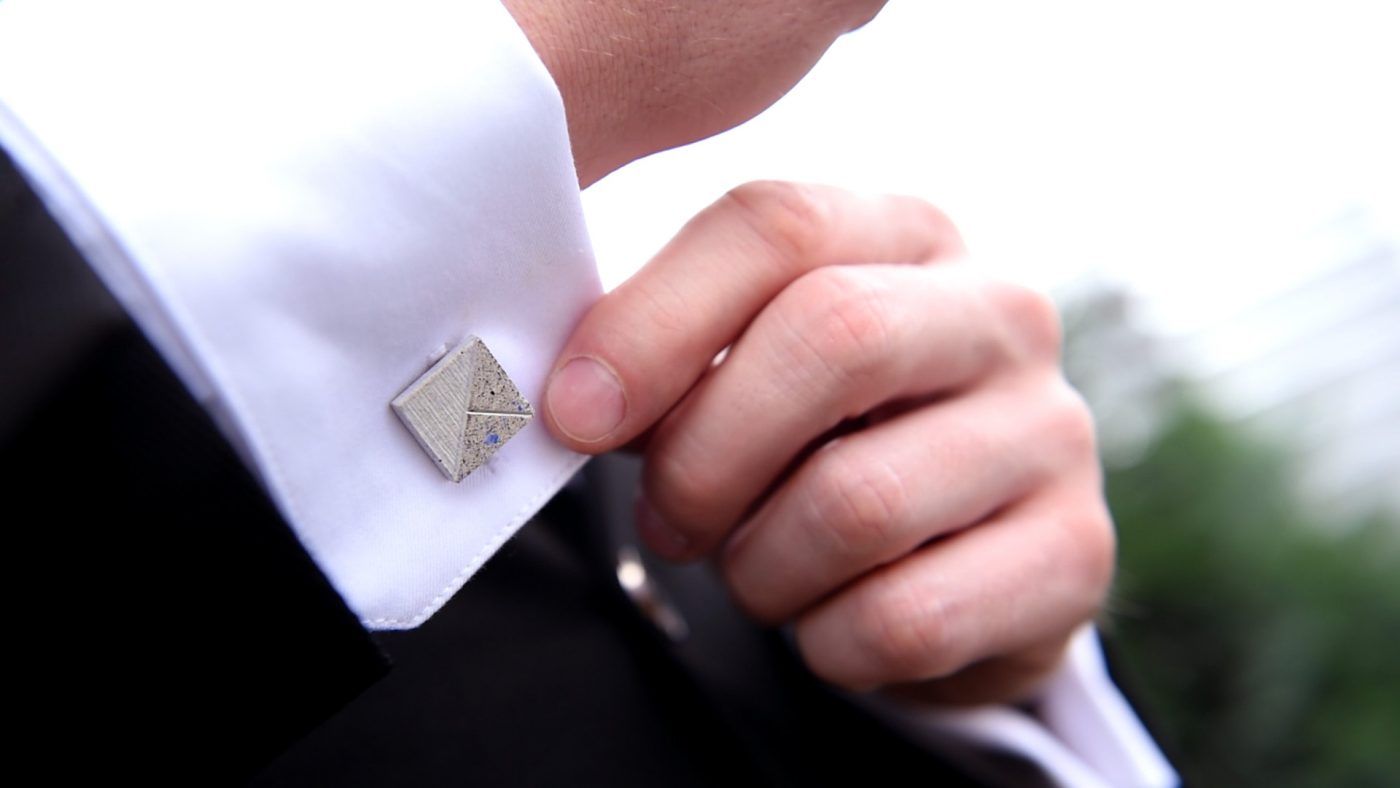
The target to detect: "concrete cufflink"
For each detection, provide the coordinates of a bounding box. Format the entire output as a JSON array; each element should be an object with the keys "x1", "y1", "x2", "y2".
[{"x1": 392, "y1": 336, "x2": 533, "y2": 482}]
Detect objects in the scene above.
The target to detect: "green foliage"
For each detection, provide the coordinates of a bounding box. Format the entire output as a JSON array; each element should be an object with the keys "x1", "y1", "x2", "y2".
[{"x1": 1101, "y1": 395, "x2": 1400, "y2": 787}]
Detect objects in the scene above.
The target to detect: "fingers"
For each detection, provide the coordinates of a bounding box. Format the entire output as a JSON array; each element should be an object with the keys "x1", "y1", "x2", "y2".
[
  {"x1": 719, "y1": 377, "x2": 1093, "y2": 623},
  {"x1": 638, "y1": 263, "x2": 1025, "y2": 558},
  {"x1": 883, "y1": 632, "x2": 1077, "y2": 707},
  {"x1": 792, "y1": 479, "x2": 1116, "y2": 692},
  {"x1": 542, "y1": 181, "x2": 962, "y2": 450},
  {"x1": 548, "y1": 178, "x2": 1107, "y2": 702}
]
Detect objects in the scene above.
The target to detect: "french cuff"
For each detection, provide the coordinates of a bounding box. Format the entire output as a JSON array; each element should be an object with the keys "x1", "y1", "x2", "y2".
[
  {"x1": 0, "y1": 0, "x2": 601, "y2": 628},
  {"x1": 851, "y1": 625, "x2": 1179, "y2": 788}
]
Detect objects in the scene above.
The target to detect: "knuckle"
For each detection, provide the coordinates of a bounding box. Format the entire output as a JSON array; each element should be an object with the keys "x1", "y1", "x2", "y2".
[
  {"x1": 723, "y1": 565, "x2": 787, "y2": 625},
  {"x1": 906, "y1": 197, "x2": 962, "y2": 249},
  {"x1": 642, "y1": 447, "x2": 724, "y2": 537},
  {"x1": 1036, "y1": 388, "x2": 1115, "y2": 610},
  {"x1": 1072, "y1": 503, "x2": 1118, "y2": 604},
  {"x1": 855, "y1": 578, "x2": 951, "y2": 682},
  {"x1": 843, "y1": 0, "x2": 891, "y2": 30},
  {"x1": 630, "y1": 272, "x2": 694, "y2": 342},
  {"x1": 792, "y1": 617, "x2": 846, "y2": 687},
  {"x1": 1044, "y1": 381, "x2": 1100, "y2": 466},
  {"x1": 722, "y1": 180, "x2": 831, "y2": 265},
  {"x1": 808, "y1": 449, "x2": 909, "y2": 560},
  {"x1": 784, "y1": 268, "x2": 896, "y2": 387},
  {"x1": 986, "y1": 280, "x2": 1062, "y2": 361},
  {"x1": 1045, "y1": 494, "x2": 1116, "y2": 622}
]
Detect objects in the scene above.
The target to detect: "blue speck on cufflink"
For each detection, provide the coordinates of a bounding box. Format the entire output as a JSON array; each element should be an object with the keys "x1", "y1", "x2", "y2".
[{"x1": 390, "y1": 336, "x2": 534, "y2": 482}]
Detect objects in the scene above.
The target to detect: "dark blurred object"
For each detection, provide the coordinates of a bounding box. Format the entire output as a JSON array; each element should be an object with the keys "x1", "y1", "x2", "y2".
[
  {"x1": 1066, "y1": 291, "x2": 1400, "y2": 787},
  {"x1": 1, "y1": 148, "x2": 390, "y2": 781}
]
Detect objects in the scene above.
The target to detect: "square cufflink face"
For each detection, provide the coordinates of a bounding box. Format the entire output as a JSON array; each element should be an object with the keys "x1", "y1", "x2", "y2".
[{"x1": 391, "y1": 337, "x2": 533, "y2": 482}]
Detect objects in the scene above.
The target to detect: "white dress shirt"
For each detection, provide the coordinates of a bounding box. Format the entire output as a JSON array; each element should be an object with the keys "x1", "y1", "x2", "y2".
[
  {"x1": 0, "y1": 1, "x2": 1176, "y2": 785},
  {"x1": 0, "y1": 0, "x2": 600, "y2": 629}
]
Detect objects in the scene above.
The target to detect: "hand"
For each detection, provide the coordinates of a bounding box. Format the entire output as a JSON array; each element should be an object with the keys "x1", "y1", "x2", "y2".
[
  {"x1": 499, "y1": 0, "x2": 887, "y2": 186},
  {"x1": 542, "y1": 182, "x2": 1115, "y2": 705}
]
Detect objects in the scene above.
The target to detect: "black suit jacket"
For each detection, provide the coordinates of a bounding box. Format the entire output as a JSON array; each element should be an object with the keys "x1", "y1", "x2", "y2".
[{"x1": 2, "y1": 148, "x2": 994, "y2": 785}]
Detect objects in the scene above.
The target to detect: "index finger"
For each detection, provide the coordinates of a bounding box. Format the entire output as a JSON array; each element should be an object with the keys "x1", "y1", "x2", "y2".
[{"x1": 542, "y1": 181, "x2": 964, "y2": 451}]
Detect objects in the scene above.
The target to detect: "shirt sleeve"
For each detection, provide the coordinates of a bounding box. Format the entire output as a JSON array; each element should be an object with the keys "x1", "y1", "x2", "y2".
[
  {"x1": 849, "y1": 625, "x2": 1180, "y2": 788},
  {"x1": 0, "y1": 0, "x2": 603, "y2": 629}
]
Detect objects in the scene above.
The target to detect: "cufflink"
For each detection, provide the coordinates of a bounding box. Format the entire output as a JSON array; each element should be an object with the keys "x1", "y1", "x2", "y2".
[{"x1": 392, "y1": 336, "x2": 533, "y2": 482}]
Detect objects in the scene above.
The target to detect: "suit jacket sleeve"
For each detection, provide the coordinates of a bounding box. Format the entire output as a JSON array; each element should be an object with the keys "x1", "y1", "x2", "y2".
[{"x1": 1, "y1": 146, "x2": 390, "y2": 781}]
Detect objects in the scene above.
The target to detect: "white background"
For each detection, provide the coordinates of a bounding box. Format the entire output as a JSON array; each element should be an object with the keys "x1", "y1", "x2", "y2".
[{"x1": 584, "y1": 0, "x2": 1400, "y2": 515}]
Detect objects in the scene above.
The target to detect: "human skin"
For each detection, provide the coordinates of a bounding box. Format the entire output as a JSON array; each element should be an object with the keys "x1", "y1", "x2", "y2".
[
  {"x1": 502, "y1": 0, "x2": 1114, "y2": 705},
  {"x1": 501, "y1": 0, "x2": 888, "y2": 188}
]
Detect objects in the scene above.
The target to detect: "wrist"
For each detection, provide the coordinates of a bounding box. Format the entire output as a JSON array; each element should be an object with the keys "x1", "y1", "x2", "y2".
[
  {"x1": 500, "y1": 0, "x2": 639, "y2": 187},
  {"x1": 499, "y1": 0, "x2": 880, "y2": 189}
]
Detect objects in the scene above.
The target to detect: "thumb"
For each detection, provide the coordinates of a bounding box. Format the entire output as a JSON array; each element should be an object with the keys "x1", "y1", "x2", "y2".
[{"x1": 541, "y1": 181, "x2": 960, "y2": 452}]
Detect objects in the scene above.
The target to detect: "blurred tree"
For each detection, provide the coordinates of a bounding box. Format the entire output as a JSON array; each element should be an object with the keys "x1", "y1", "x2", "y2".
[{"x1": 1064, "y1": 292, "x2": 1400, "y2": 787}]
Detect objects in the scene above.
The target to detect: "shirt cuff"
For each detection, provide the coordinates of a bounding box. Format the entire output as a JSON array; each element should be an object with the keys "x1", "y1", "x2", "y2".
[
  {"x1": 0, "y1": 0, "x2": 603, "y2": 628},
  {"x1": 851, "y1": 625, "x2": 1180, "y2": 788}
]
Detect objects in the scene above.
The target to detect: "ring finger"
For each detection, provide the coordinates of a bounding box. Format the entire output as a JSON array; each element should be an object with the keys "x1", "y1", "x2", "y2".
[
  {"x1": 719, "y1": 375, "x2": 1091, "y2": 622},
  {"x1": 641, "y1": 263, "x2": 1032, "y2": 557}
]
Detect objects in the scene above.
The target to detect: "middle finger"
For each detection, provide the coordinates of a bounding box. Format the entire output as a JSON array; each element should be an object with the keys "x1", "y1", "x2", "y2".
[{"x1": 641, "y1": 262, "x2": 1017, "y2": 557}]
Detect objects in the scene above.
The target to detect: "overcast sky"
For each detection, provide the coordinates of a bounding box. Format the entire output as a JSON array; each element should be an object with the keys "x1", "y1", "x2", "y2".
[
  {"x1": 584, "y1": 1, "x2": 1399, "y2": 309},
  {"x1": 582, "y1": 1, "x2": 1400, "y2": 513}
]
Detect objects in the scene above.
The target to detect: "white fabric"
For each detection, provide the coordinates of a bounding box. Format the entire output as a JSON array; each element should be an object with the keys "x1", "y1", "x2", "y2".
[
  {"x1": 0, "y1": 2, "x2": 1177, "y2": 783},
  {"x1": 1039, "y1": 627, "x2": 1181, "y2": 787},
  {"x1": 0, "y1": 0, "x2": 600, "y2": 628},
  {"x1": 856, "y1": 626, "x2": 1179, "y2": 788}
]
